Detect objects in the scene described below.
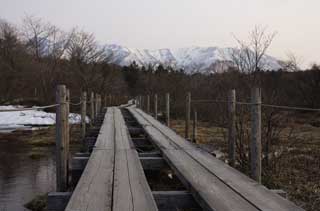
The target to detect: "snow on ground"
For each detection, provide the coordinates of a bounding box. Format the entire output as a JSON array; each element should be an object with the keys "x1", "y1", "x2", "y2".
[{"x1": 0, "y1": 105, "x2": 89, "y2": 132}]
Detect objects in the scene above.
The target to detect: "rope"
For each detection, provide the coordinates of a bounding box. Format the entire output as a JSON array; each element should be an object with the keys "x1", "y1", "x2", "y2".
[
  {"x1": 191, "y1": 100, "x2": 229, "y2": 104},
  {"x1": 0, "y1": 104, "x2": 59, "y2": 112},
  {"x1": 70, "y1": 102, "x2": 82, "y2": 106},
  {"x1": 191, "y1": 100, "x2": 320, "y2": 112},
  {"x1": 261, "y1": 104, "x2": 320, "y2": 112}
]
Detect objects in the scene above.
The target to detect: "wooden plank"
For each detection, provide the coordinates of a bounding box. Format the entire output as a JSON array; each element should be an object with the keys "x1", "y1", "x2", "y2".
[
  {"x1": 65, "y1": 149, "x2": 114, "y2": 211},
  {"x1": 65, "y1": 108, "x2": 115, "y2": 211},
  {"x1": 94, "y1": 108, "x2": 115, "y2": 149},
  {"x1": 128, "y1": 106, "x2": 304, "y2": 211},
  {"x1": 112, "y1": 107, "x2": 158, "y2": 211}
]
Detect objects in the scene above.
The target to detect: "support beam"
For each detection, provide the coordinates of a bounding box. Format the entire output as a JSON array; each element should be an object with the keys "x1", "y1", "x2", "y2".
[
  {"x1": 139, "y1": 151, "x2": 162, "y2": 157},
  {"x1": 128, "y1": 127, "x2": 144, "y2": 136},
  {"x1": 131, "y1": 138, "x2": 151, "y2": 148},
  {"x1": 153, "y1": 191, "x2": 200, "y2": 211},
  {"x1": 140, "y1": 157, "x2": 166, "y2": 170},
  {"x1": 48, "y1": 192, "x2": 72, "y2": 211},
  {"x1": 71, "y1": 157, "x2": 89, "y2": 185}
]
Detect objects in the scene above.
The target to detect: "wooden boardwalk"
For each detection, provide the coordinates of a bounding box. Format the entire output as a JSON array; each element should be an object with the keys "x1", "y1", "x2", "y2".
[{"x1": 62, "y1": 105, "x2": 304, "y2": 211}]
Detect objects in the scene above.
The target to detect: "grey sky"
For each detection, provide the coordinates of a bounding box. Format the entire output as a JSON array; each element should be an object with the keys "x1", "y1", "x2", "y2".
[{"x1": 1, "y1": 0, "x2": 319, "y2": 67}]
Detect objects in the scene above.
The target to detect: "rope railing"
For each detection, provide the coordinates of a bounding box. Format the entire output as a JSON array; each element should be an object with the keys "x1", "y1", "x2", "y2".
[
  {"x1": 70, "y1": 101, "x2": 82, "y2": 106},
  {"x1": 0, "y1": 104, "x2": 59, "y2": 112},
  {"x1": 191, "y1": 99, "x2": 320, "y2": 112}
]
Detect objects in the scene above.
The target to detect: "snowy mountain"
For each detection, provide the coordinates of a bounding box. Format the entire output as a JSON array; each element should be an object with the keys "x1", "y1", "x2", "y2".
[{"x1": 104, "y1": 44, "x2": 282, "y2": 73}]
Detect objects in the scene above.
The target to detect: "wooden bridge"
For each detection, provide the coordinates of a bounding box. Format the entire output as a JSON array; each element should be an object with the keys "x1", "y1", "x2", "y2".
[{"x1": 48, "y1": 104, "x2": 304, "y2": 211}]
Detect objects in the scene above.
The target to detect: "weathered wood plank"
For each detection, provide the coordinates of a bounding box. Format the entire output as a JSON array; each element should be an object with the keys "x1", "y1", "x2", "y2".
[
  {"x1": 112, "y1": 108, "x2": 158, "y2": 211},
  {"x1": 65, "y1": 149, "x2": 114, "y2": 211},
  {"x1": 128, "y1": 106, "x2": 304, "y2": 211},
  {"x1": 65, "y1": 108, "x2": 115, "y2": 211}
]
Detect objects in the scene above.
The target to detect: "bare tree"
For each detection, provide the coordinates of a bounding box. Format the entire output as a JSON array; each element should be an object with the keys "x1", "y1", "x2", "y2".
[
  {"x1": 230, "y1": 26, "x2": 277, "y2": 85},
  {"x1": 283, "y1": 52, "x2": 302, "y2": 72},
  {"x1": 66, "y1": 29, "x2": 110, "y2": 91},
  {"x1": 21, "y1": 16, "x2": 71, "y2": 102}
]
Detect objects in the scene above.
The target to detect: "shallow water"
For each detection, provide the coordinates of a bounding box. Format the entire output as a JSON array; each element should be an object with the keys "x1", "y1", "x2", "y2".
[{"x1": 0, "y1": 137, "x2": 56, "y2": 211}]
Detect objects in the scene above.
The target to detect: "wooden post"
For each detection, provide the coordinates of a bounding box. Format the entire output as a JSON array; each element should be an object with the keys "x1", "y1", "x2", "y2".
[
  {"x1": 90, "y1": 92, "x2": 94, "y2": 126},
  {"x1": 147, "y1": 95, "x2": 150, "y2": 113},
  {"x1": 56, "y1": 85, "x2": 68, "y2": 191},
  {"x1": 66, "y1": 89, "x2": 70, "y2": 187},
  {"x1": 104, "y1": 95, "x2": 107, "y2": 108},
  {"x1": 185, "y1": 92, "x2": 191, "y2": 139},
  {"x1": 109, "y1": 94, "x2": 112, "y2": 106},
  {"x1": 228, "y1": 89, "x2": 236, "y2": 167},
  {"x1": 95, "y1": 94, "x2": 99, "y2": 118},
  {"x1": 154, "y1": 94, "x2": 158, "y2": 120},
  {"x1": 81, "y1": 92, "x2": 87, "y2": 141},
  {"x1": 192, "y1": 109, "x2": 197, "y2": 143},
  {"x1": 141, "y1": 96, "x2": 144, "y2": 111},
  {"x1": 166, "y1": 93, "x2": 170, "y2": 127},
  {"x1": 250, "y1": 87, "x2": 262, "y2": 183}
]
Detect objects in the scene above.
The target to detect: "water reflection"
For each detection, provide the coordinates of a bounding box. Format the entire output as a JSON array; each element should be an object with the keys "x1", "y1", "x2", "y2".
[{"x1": 0, "y1": 139, "x2": 56, "y2": 211}]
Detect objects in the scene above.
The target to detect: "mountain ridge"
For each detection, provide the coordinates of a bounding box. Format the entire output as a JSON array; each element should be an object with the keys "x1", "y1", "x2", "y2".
[{"x1": 104, "y1": 44, "x2": 282, "y2": 73}]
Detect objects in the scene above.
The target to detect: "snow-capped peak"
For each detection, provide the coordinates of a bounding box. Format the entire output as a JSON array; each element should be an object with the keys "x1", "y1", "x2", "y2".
[{"x1": 104, "y1": 44, "x2": 282, "y2": 73}]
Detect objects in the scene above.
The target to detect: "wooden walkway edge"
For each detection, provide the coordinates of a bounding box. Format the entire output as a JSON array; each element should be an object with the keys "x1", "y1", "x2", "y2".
[{"x1": 128, "y1": 105, "x2": 304, "y2": 211}]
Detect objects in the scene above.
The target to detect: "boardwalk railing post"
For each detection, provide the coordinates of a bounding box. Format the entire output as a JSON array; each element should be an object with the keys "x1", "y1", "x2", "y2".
[
  {"x1": 147, "y1": 95, "x2": 150, "y2": 113},
  {"x1": 251, "y1": 87, "x2": 262, "y2": 183},
  {"x1": 192, "y1": 109, "x2": 197, "y2": 143},
  {"x1": 185, "y1": 92, "x2": 191, "y2": 139},
  {"x1": 104, "y1": 95, "x2": 107, "y2": 108},
  {"x1": 141, "y1": 96, "x2": 144, "y2": 111},
  {"x1": 166, "y1": 93, "x2": 170, "y2": 127},
  {"x1": 56, "y1": 85, "x2": 68, "y2": 191},
  {"x1": 95, "y1": 93, "x2": 99, "y2": 118},
  {"x1": 66, "y1": 89, "x2": 70, "y2": 187},
  {"x1": 228, "y1": 89, "x2": 236, "y2": 166},
  {"x1": 154, "y1": 94, "x2": 158, "y2": 120},
  {"x1": 81, "y1": 92, "x2": 87, "y2": 141},
  {"x1": 90, "y1": 92, "x2": 95, "y2": 126}
]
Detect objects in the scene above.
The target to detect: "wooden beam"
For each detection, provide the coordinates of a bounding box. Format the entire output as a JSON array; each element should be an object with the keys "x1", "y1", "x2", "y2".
[
  {"x1": 153, "y1": 191, "x2": 200, "y2": 211},
  {"x1": 140, "y1": 157, "x2": 166, "y2": 170},
  {"x1": 48, "y1": 192, "x2": 71, "y2": 211},
  {"x1": 71, "y1": 157, "x2": 89, "y2": 186},
  {"x1": 139, "y1": 151, "x2": 162, "y2": 157}
]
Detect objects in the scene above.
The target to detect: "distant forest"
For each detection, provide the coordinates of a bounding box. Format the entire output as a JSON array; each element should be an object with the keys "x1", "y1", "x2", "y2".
[{"x1": 0, "y1": 16, "x2": 319, "y2": 111}]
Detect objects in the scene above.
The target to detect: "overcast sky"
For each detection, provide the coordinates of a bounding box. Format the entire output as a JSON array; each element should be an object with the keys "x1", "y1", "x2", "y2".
[{"x1": 1, "y1": 0, "x2": 319, "y2": 67}]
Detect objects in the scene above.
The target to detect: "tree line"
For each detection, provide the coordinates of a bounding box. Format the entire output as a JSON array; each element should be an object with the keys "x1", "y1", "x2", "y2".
[{"x1": 0, "y1": 16, "x2": 319, "y2": 112}]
